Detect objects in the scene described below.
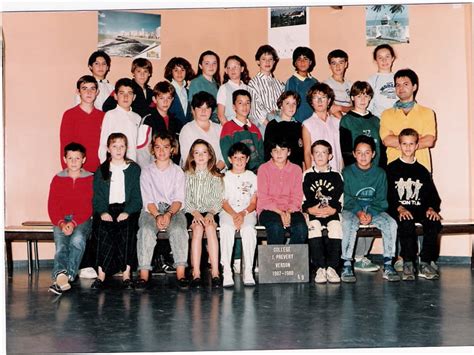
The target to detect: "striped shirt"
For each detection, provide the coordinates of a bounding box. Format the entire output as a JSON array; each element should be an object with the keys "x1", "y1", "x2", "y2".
[
  {"x1": 184, "y1": 169, "x2": 224, "y2": 214},
  {"x1": 248, "y1": 72, "x2": 284, "y2": 126}
]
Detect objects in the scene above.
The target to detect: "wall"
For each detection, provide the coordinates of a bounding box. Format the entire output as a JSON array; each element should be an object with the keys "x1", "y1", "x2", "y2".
[{"x1": 3, "y1": 3, "x2": 473, "y2": 260}]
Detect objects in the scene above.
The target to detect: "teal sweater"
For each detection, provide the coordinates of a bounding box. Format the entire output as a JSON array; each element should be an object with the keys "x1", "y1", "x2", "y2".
[
  {"x1": 93, "y1": 161, "x2": 142, "y2": 215},
  {"x1": 188, "y1": 74, "x2": 219, "y2": 123},
  {"x1": 342, "y1": 163, "x2": 388, "y2": 216}
]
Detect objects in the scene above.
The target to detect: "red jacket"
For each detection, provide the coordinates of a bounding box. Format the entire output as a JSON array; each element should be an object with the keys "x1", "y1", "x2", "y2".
[{"x1": 48, "y1": 169, "x2": 94, "y2": 226}]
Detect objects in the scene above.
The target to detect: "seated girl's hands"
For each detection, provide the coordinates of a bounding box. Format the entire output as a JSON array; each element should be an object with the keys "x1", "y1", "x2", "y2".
[
  {"x1": 279, "y1": 211, "x2": 291, "y2": 228},
  {"x1": 204, "y1": 213, "x2": 216, "y2": 226},
  {"x1": 61, "y1": 222, "x2": 75, "y2": 236},
  {"x1": 101, "y1": 212, "x2": 113, "y2": 222},
  {"x1": 192, "y1": 211, "x2": 205, "y2": 226},
  {"x1": 117, "y1": 212, "x2": 129, "y2": 222},
  {"x1": 357, "y1": 211, "x2": 372, "y2": 225},
  {"x1": 232, "y1": 211, "x2": 245, "y2": 230}
]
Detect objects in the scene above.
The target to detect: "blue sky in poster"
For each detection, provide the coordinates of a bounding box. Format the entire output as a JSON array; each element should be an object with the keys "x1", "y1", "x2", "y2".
[
  {"x1": 366, "y1": 5, "x2": 409, "y2": 26},
  {"x1": 98, "y1": 10, "x2": 161, "y2": 34}
]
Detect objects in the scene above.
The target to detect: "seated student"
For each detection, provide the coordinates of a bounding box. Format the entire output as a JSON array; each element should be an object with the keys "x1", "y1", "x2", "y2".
[
  {"x1": 165, "y1": 57, "x2": 195, "y2": 125},
  {"x1": 257, "y1": 137, "x2": 308, "y2": 245},
  {"x1": 99, "y1": 78, "x2": 143, "y2": 163},
  {"x1": 220, "y1": 142, "x2": 258, "y2": 287},
  {"x1": 47, "y1": 143, "x2": 94, "y2": 295},
  {"x1": 74, "y1": 50, "x2": 114, "y2": 110},
  {"x1": 91, "y1": 133, "x2": 142, "y2": 289},
  {"x1": 179, "y1": 91, "x2": 225, "y2": 170},
  {"x1": 220, "y1": 89, "x2": 264, "y2": 173},
  {"x1": 324, "y1": 49, "x2": 353, "y2": 119},
  {"x1": 102, "y1": 58, "x2": 154, "y2": 118},
  {"x1": 285, "y1": 46, "x2": 318, "y2": 123},
  {"x1": 340, "y1": 81, "x2": 386, "y2": 168},
  {"x1": 184, "y1": 139, "x2": 224, "y2": 288},
  {"x1": 340, "y1": 135, "x2": 399, "y2": 283},
  {"x1": 264, "y1": 91, "x2": 304, "y2": 167},
  {"x1": 386, "y1": 128, "x2": 442, "y2": 280},
  {"x1": 135, "y1": 132, "x2": 189, "y2": 289},
  {"x1": 302, "y1": 140, "x2": 343, "y2": 284},
  {"x1": 302, "y1": 83, "x2": 343, "y2": 172}
]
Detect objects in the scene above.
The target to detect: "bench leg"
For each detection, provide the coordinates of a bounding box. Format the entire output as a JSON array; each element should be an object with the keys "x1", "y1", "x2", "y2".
[
  {"x1": 6, "y1": 241, "x2": 13, "y2": 277},
  {"x1": 27, "y1": 241, "x2": 33, "y2": 276},
  {"x1": 34, "y1": 241, "x2": 39, "y2": 270}
]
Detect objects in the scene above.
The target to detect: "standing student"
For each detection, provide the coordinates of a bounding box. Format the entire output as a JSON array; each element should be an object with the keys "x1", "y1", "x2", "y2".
[
  {"x1": 74, "y1": 50, "x2": 114, "y2": 110},
  {"x1": 217, "y1": 55, "x2": 250, "y2": 124},
  {"x1": 91, "y1": 133, "x2": 142, "y2": 289},
  {"x1": 340, "y1": 135, "x2": 399, "y2": 283},
  {"x1": 48, "y1": 143, "x2": 94, "y2": 295},
  {"x1": 324, "y1": 49, "x2": 353, "y2": 119},
  {"x1": 164, "y1": 57, "x2": 195, "y2": 125},
  {"x1": 220, "y1": 142, "x2": 258, "y2": 287},
  {"x1": 302, "y1": 140, "x2": 343, "y2": 284},
  {"x1": 184, "y1": 139, "x2": 224, "y2": 288},
  {"x1": 188, "y1": 50, "x2": 221, "y2": 124},
  {"x1": 386, "y1": 128, "x2": 442, "y2": 280},
  {"x1": 367, "y1": 44, "x2": 397, "y2": 118},
  {"x1": 248, "y1": 44, "x2": 285, "y2": 134},
  {"x1": 284, "y1": 46, "x2": 318, "y2": 123}
]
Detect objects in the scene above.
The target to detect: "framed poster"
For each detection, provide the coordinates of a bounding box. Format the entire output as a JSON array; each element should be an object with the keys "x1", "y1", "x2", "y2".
[{"x1": 366, "y1": 5, "x2": 409, "y2": 46}]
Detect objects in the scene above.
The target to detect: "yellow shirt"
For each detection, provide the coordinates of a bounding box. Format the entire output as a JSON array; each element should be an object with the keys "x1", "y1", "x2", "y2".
[{"x1": 380, "y1": 103, "x2": 436, "y2": 172}]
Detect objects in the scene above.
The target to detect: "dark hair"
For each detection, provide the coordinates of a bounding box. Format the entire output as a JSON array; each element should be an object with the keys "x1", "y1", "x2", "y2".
[
  {"x1": 64, "y1": 142, "x2": 86, "y2": 157},
  {"x1": 88, "y1": 50, "x2": 111, "y2": 67},
  {"x1": 196, "y1": 50, "x2": 221, "y2": 86},
  {"x1": 350, "y1": 81, "x2": 374, "y2": 99},
  {"x1": 268, "y1": 136, "x2": 291, "y2": 151},
  {"x1": 131, "y1": 58, "x2": 153, "y2": 76},
  {"x1": 228, "y1": 142, "x2": 251, "y2": 158},
  {"x1": 153, "y1": 81, "x2": 175, "y2": 97},
  {"x1": 277, "y1": 91, "x2": 301, "y2": 109},
  {"x1": 327, "y1": 49, "x2": 348, "y2": 63},
  {"x1": 191, "y1": 91, "x2": 217, "y2": 110},
  {"x1": 311, "y1": 139, "x2": 332, "y2": 155},
  {"x1": 394, "y1": 68, "x2": 419, "y2": 98},
  {"x1": 164, "y1": 57, "x2": 195, "y2": 83},
  {"x1": 292, "y1": 46, "x2": 316, "y2": 72},
  {"x1": 255, "y1": 44, "x2": 279, "y2": 73},
  {"x1": 373, "y1": 43, "x2": 396, "y2": 60},
  {"x1": 151, "y1": 131, "x2": 177, "y2": 156},
  {"x1": 184, "y1": 139, "x2": 223, "y2": 177},
  {"x1": 232, "y1": 89, "x2": 251, "y2": 105},
  {"x1": 307, "y1": 83, "x2": 336, "y2": 110},
  {"x1": 115, "y1": 78, "x2": 134, "y2": 93},
  {"x1": 223, "y1": 55, "x2": 250, "y2": 85},
  {"x1": 76, "y1": 75, "x2": 98, "y2": 90},
  {"x1": 353, "y1": 135, "x2": 376, "y2": 153},
  {"x1": 101, "y1": 133, "x2": 131, "y2": 180},
  {"x1": 399, "y1": 128, "x2": 419, "y2": 143}
]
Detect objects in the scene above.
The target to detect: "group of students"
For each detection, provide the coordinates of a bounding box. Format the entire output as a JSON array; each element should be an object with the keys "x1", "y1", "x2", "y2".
[{"x1": 48, "y1": 42, "x2": 442, "y2": 294}]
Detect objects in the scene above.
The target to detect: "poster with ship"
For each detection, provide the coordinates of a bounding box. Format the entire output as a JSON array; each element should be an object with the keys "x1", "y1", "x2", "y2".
[
  {"x1": 98, "y1": 10, "x2": 161, "y2": 59},
  {"x1": 366, "y1": 5, "x2": 409, "y2": 46}
]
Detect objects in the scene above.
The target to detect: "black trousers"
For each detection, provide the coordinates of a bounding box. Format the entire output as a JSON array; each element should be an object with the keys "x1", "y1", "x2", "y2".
[{"x1": 397, "y1": 217, "x2": 442, "y2": 263}]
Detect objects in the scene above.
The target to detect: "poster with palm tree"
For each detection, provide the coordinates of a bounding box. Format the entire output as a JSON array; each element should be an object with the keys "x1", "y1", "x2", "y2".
[{"x1": 366, "y1": 4, "x2": 409, "y2": 46}]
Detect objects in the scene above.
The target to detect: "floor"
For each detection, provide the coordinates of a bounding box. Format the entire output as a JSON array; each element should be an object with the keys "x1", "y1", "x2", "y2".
[{"x1": 5, "y1": 264, "x2": 474, "y2": 353}]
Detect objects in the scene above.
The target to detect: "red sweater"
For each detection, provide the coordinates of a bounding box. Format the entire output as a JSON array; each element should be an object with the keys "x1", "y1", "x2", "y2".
[
  {"x1": 48, "y1": 170, "x2": 94, "y2": 226},
  {"x1": 60, "y1": 105, "x2": 104, "y2": 173}
]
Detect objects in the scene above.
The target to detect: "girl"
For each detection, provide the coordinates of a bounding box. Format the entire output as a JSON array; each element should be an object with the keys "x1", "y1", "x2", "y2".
[
  {"x1": 367, "y1": 44, "x2": 397, "y2": 118},
  {"x1": 164, "y1": 57, "x2": 195, "y2": 125},
  {"x1": 91, "y1": 133, "x2": 142, "y2": 289},
  {"x1": 302, "y1": 83, "x2": 343, "y2": 172},
  {"x1": 184, "y1": 139, "x2": 224, "y2": 288},
  {"x1": 188, "y1": 50, "x2": 221, "y2": 124},
  {"x1": 217, "y1": 55, "x2": 250, "y2": 124}
]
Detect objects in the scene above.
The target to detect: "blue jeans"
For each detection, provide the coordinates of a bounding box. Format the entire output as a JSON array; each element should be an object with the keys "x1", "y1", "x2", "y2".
[
  {"x1": 52, "y1": 218, "x2": 91, "y2": 280},
  {"x1": 259, "y1": 210, "x2": 308, "y2": 245}
]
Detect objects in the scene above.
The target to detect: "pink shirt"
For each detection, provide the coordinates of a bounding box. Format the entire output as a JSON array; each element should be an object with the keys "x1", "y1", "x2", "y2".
[{"x1": 256, "y1": 160, "x2": 303, "y2": 215}]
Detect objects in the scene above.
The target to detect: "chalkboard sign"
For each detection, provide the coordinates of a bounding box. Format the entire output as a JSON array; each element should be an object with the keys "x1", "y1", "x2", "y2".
[{"x1": 257, "y1": 244, "x2": 309, "y2": 284}]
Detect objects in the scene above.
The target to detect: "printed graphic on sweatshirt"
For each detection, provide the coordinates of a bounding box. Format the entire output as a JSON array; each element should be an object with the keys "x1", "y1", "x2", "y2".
[
  {"x1": 395, "y1": 178, "x2": 423, "y2": 206},
  {"x1": 379, "y1": 82, "x2": 396, "y2": 100},
  {"x1": 309, "y1": 179, "x2": 335, "y2": 207},
  {"x1": 355, "y1": 187, "x2": 376, "y2": 210}
]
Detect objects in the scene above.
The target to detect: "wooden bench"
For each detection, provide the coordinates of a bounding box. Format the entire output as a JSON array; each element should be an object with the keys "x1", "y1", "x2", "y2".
[{"x1": 5, "y1": 219, "x2": 474, "y2": 277}]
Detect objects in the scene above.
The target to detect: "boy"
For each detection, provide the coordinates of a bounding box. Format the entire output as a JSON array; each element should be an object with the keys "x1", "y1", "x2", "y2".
[
  {"x1": 48, "y1": 143, "x2": 94, "y2": 294},
  {"x1": 60, "y1": 75, "x2": 104, "y2": 173},
  {"x1": 99, "y1": 78, "x2": 143, "y2": 163},
  {"x1": 285, "y1": 46, "x2": 318, "y2": 123},
  {"x1": 340, "y1": 135, "x2": 399, "y2": 283},
  {"x1": 74, "y1": 51, "x2": 113, "y2": 110},
  {"x1": 247, "y1": 44, "x2": 284, "y2": 134},
  {"x1": 323, "y1": 49, "x2": 352, "y2": 119},
  {"x1": 135, "y1": 132, "x2": 190, "y2": 289},
  {"x1": 302, "y1": 140, "x2": 343, "y2": 284},
  {"x1": 102, "y1": 58, "x2": 154, "y2": 118},
  {"x1": 386, "y1": 128, "x2": 442, "y2": 280},
  {"x1": 257, "y1": 138, "x2": 308, "y2": 245},
  {"x1": 220, "y1": 142, "x2": 258, "y2": 287},
  {"x1": 220, "y1": 89, "x2": 264, "y2": 173}
]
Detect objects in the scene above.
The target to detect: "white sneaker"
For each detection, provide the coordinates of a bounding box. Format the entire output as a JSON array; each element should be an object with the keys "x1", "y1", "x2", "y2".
[
  {"x1": 233, "y1": 259, "x2": 241, "y2": 274},
  {"x1": 79, "y1": 267, "x2": 98, "y2": 279},
  {"x1": 243, "y1": 272, "x2": 256, "y2": 286},
  {"x1": 223, "y1": 273, "x2": 234, "y2": 288},
  {"x1": 314, "y1": 268, "x2": 327, "y2": 283},
  {"x1": 326, "y1": 267, "x2": 341, "y2": 283},
  {"x1": 394, "y1": 257, "x2": 404, "y2": 272}
]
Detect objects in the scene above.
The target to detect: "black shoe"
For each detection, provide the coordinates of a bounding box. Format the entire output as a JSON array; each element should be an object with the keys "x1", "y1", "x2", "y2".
[
  {"x1": 91, "y1": 279, "x2": 104, "y2": 289},
  {"x1": 163, "y1": 262, "x2": 177, "y2": 274},
  {"x1": 134, "y1": 278, "x2": 148, "y2": 290},
  {"x1": 48, "y1": 283, "x2": 63, "y2": 295},
  {"x1": 122, "y1": 279, "x2": 134, "y2": 290},
  {"x1": 190, "y1": 277, "x2": 201, "y2": 288},
  {"x1": 177, "y1": 278, "x2": 189, "y2": 289},
  {"x1": 211, "y1": 276, "x2": 221, "y2": 288}
]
